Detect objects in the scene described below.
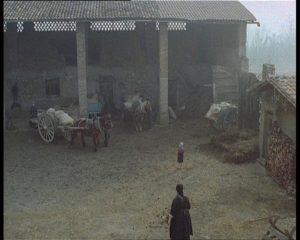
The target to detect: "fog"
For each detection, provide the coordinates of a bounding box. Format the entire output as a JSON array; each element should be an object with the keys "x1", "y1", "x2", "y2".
[{"x1": 241, "y1": 1, "x2": 296, "y2": 75}]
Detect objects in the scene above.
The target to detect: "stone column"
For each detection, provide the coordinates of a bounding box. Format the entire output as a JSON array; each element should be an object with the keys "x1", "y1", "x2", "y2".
[
  {"x1": 76, "y1": 22, "x2": 88, "y2": 117},
  {"x1": 159, "y1": 22, "x2": 169, "y2": 124}
]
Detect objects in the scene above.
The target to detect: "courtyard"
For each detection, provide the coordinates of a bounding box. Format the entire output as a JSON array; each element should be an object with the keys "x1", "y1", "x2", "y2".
[{"x1": 4, "y1": 118, "x2": 296, "y2": 239}]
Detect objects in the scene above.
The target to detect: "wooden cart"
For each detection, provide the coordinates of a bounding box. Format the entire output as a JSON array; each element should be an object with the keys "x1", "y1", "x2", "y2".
[{"x1": 36, "y1": 111, "x2": 87, "y2": 143}]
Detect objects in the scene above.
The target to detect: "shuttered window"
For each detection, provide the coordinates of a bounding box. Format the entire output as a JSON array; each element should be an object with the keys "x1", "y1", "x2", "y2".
[{"x1": 46, "y1": 78, "x2": 60, "y2": 96}]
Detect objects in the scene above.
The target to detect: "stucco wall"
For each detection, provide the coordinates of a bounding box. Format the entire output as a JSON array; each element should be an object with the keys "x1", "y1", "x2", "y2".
[{"x1": 277, "y1": 108, "x2": 296, "y2": 143}]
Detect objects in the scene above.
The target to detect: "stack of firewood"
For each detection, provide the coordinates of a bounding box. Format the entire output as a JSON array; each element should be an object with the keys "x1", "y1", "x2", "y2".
[{"x1": 266, "y1": 124, "x2": 296, "y2": 191}]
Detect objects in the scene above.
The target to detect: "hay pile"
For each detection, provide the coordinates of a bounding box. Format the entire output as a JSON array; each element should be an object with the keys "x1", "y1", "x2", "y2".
[{"x1": 210, "y1": 128, "x2": 259, "y2": 164}]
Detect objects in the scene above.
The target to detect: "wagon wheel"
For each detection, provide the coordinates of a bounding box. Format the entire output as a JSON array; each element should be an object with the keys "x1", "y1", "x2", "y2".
[
  {"x1": 61, "y1": 126, "x2": 72, "y2": 142},
  {"x1": 38, "y1": 113, "x2": 55, "y2": 143}
]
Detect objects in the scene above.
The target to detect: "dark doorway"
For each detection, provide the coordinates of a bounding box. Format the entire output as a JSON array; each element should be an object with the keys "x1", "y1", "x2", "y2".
[
  {"x1": 263, "y1": 112, "x2": 273, "y2": 158},
  {"x1": 168, "y1": 78, "x2": 178, "y2": 109},
  {"x1": 98, "y1": 75, "x2": 115, "y2": 114}
]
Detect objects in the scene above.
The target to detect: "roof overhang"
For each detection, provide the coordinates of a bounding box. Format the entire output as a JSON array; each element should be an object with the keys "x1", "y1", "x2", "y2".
[
  {"x1": 4, "y1": 1, "x2": 257, "y2": 23},
  {"x1": 247, "y1": 80, "x2": 296, "y2": 108}
]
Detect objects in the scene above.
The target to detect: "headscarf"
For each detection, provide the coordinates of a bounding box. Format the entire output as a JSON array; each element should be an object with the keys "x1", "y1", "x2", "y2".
[{"x1": 176, "y1": 184, "x2": 184, "y2": 197}]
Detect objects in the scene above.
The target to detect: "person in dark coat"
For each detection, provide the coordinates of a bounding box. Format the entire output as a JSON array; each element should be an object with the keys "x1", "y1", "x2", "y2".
[
  {"x1": 11, "y1": 83, "x2": 19, "y2": 102},
  {"x1": 11, "y1": 83, "x2": 21, "y2": 110},
  {"x1": 169, "y1": 184, "x2": 193, "y2": 240}
]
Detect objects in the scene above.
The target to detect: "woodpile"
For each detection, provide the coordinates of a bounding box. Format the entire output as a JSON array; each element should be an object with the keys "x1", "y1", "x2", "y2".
[
  {"x1": 266, "y1": 124, "x2": 296, "y2": 193},
  {"x1": 210, "y1": 128, "x2": 259, "y2": 164}
]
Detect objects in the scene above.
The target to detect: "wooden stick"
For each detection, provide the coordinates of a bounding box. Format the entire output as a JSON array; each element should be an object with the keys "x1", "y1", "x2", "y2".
[{"x1": 247, "y1": 215, "x2": 278, "y2": 223}]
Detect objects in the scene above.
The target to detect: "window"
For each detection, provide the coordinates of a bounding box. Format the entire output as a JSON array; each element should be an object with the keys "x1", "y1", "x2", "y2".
[{"x1": 46, "y1": 78, "x2": 60, "y2": 96}]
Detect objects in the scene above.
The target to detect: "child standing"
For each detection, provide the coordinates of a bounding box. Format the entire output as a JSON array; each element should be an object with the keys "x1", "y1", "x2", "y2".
[{"x1": 177, "y1": 142, "x2": 184, "y2": 169}]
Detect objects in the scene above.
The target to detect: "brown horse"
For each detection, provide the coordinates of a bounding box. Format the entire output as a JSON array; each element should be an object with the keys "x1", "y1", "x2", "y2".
[{"x1": 70, "y1": 114, "x2": 113, "y2": 151}]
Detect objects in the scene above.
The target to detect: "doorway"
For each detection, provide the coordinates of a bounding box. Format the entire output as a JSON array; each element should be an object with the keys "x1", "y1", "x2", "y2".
[
  {"x1": 98, "y1": 75, "x2": 115, "y2": 114},
  {"x1": 263, "y1": 112, "x2": 273, "y2": 158},
  {"x1": 168, "y1": 78, "x2": 178, "y2": 109}
]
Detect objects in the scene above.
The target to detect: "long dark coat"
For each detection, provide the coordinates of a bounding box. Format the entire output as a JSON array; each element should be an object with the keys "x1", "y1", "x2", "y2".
[{"x1": 170, "y1": 194, "x2": 193, "y2": 240}]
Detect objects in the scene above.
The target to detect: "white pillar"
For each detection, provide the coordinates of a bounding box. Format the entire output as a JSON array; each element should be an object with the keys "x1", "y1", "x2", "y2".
[
  {"x1": 159, "y1": 22, "x2": 169, "y2": 124},
  {"x1": 76, "y1": 22, "x2": 88, "y2": 117}
]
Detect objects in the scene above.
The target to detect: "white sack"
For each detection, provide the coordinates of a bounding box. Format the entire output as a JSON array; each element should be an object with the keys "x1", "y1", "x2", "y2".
[
  {"x1": 54, "y1": 110, "x2": 73, "y2": 125},
  {"x1": 47, "y1": 108, "x2": 56, "y2": 120},
  {"x1": 58, "y1": 113, "x2": 74, "y2": 125},
  {"x1": 55, "y1": 110, "x2": 65, "y2": 118}
]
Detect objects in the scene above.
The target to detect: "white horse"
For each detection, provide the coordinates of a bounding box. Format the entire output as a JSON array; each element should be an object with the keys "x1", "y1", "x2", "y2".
[{"x1": 122, "y1": 94, "x2": 152, "y2": 131}]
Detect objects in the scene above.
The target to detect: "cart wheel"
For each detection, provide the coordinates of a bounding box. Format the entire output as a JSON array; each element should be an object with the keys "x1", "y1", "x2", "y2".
[
  {"x1": 62, "y1": 128, "x2": 72, "y2": 142},
  {"x1": 38, "y1": 113, "x2": 55, "y2": 143}
]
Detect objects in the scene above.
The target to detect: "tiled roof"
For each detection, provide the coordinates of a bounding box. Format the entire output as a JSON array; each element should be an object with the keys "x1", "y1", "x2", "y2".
[
  {"x1": 156, "y1": 1, "x2": 255, "y2": 22},
  {"x1": 270, "y1": 76, "x2": 296, "y2": 107},
  {"x1": 4, "y1": 1, "x2": 256, "y2": 22},
  {"x1": 248, "y1": 76, "x2": 296, "y2": 107}
]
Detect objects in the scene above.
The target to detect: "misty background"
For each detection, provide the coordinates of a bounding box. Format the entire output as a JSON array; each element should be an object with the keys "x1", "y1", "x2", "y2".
[
  {"x1": 241, "y1": 1, "x2": 296, "y2": 75},
  {"x1": 143, "y1": 0, "x2": 296, "y2": 75}
]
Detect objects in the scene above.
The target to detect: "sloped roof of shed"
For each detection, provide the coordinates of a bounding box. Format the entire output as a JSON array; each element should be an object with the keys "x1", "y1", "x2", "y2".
[
  {"x1": 248, "y1": 76, "x2": 296, "y2": 107},
  {"x1": 4, "y1": 1, "x2": 256, "y2": 22}
]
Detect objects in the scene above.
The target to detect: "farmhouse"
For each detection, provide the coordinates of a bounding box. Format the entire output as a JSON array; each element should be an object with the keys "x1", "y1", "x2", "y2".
[{"x1": 4, "y1": 1, "x2": 257, "y2": 125}]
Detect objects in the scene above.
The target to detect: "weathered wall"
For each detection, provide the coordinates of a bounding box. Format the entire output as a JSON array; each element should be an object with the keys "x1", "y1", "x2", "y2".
[
  {"x1": 4, "y1": 66, "x2": 159, "y2": 111},
  {"x1": 4, "y1": 24, "x2": 160, "y2": 111},
  {"x1": 239, "y1": 72, "x2": 260, "y2": 129},
  {"x1": 211, "y1": 66, "x2": 238, "y2": 103},
  {"x1": 4, "y1": 22, "x2": 242, "y2": 116},
  {"x1": 169, "y1": 23, "x2": 240, "y2": 72},
  {"x1": 277, "y1": 106, "x2": 296, "y2": 143}
]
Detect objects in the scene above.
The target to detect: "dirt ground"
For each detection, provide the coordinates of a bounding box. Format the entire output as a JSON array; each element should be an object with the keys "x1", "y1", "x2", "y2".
[{"x1": 4, "y1": 118, "x2": 296, "y2": 240}]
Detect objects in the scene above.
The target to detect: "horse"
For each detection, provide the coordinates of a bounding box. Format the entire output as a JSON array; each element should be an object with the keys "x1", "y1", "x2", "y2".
[
  {"x1": 122, "y1": 95, "x2": 152, "y2": 132},
  {"x1": 133, "y1": 98, "x2": 152, "y2": 132},
  {"x1": 70, "y1": 113, "x2": 113, "y2": 151}
]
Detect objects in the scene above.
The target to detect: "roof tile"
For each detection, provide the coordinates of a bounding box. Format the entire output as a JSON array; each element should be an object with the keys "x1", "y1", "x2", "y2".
[
  {"x1": 270, "y1": 76, "x2": 296, "y2": 107},
  {"x1": 4, "y1": 1, "x2": 256, "y2": 22}
]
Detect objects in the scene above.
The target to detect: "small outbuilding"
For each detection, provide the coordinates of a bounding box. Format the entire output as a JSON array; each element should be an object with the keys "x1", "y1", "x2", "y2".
[{"x1": 248, "y1": 76, "x2": 296, "y2": 192}]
